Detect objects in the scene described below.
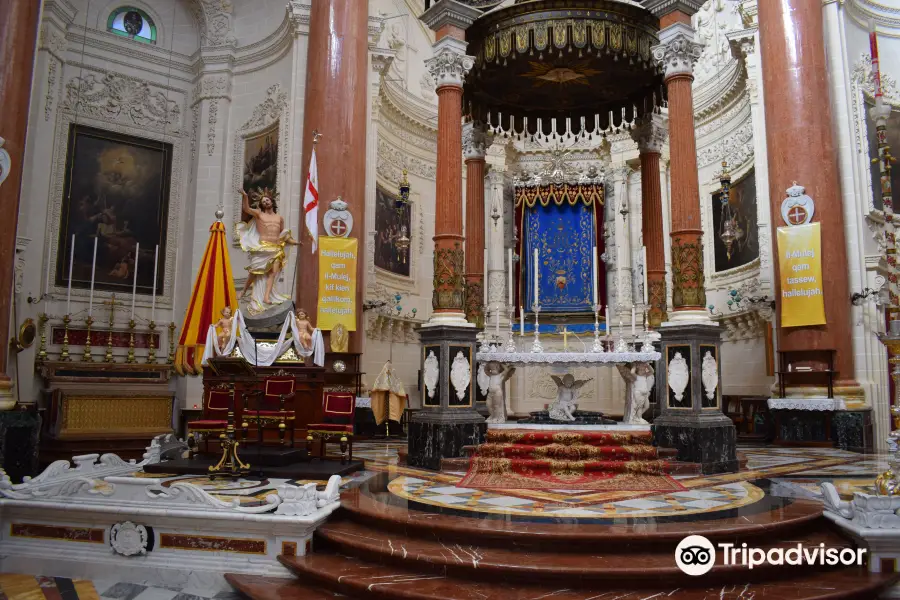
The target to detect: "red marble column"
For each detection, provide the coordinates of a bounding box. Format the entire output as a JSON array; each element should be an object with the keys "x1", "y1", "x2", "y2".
[
  {"x1": 426, "y1": 30, "x2": 473, "y2": 322},
  {"x1": 463, "y1": 124, "x2": 489, "y2": 327},
  {"x1": 758, "y1": 0, "x2": 857, "y2": 389},
  {"x1": 0, "y1": 0, "x2": 41, "y2": 405},
  {"x1": 633, "y1": 116, "x2": 669, "y2": 328},
  {"x1": 296, "y1": 0, "x2": 368, "y2": 349}
]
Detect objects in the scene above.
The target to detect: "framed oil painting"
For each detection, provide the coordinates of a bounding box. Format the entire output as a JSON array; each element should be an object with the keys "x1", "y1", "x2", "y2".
[
  {"x1": 374, "y1": 185, "x2": 411, "y2": 277},
  {"x1": 865, "y1": 101, "x2": 900, "y2": 212},
  {"x1": 242, "y1": 123, "x2": 278, "y2": 195},
  {"x1": 711, "y1": 169, "x2": 759, "y2": 272},
  {"x1": 55, "y1": 124, "x2": 172, "y2": 296}
]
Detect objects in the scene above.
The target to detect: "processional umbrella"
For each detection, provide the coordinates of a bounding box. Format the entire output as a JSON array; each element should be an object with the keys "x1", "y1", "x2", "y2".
[
  {"x1": 462, "y1": 0, "x2": 665, "y2": 137},
  {"x1": 174, "y1": 218, "x2": 238, "y2": 376}
]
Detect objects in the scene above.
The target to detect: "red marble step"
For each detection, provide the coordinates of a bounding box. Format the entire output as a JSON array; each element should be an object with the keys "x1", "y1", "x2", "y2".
[
  {"x1": 339, "y1": 488, "x2": 825, "y2": 548},
  {"x1": 460, "y1": 443, "x2": 681, "y2": 459},
  {"x1": 277, "y1": 550, "x2": 897, "y2": 600},
  {"x1": 442, "y1": 456, "x2": 701, "y2": 474},
  {"x1": 315, "y1": 516, "x2": 856, "y2": 585},
  {"x1": 225, "y1": 574, "x2": 344, "y2": 599},
  {"x1": 486, "y1": 429, "x2": 654, "y2": 446}
]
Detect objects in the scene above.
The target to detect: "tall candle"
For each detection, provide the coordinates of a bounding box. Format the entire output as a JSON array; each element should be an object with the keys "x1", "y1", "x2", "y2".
[
  {"x1": 130, "y1": 242, "x2": 140, "y2": 319},
  {"x1": 507, "y1": 248, "x2": 513, "y2": 307},
  {"x1": 171, "y1": 248, "x2": 178, "y2": 323},
  {"x1": 519, "y1": 305, "x2": 524, "y2": 337},
  {"x1": 44, "y1": 234, "x2": 53, "y2": 314},
  {"x1": 66, "y1": 234, "x2": 75, "y2": 315},
  {"x1": 870, "y1": 20, "x2": 883, "y2": 104},
  {"x1": 605, "y1": 306, "x2": 610, "y2": 338},
  {"x1": 592, "y1": 245, "x2": 598, "y2": 307},
  {"x1": 483, "y1": 250, "x2": 488, "y2": 309},
  {"x1": 150, "y1": 244, "x2": 159, "y2": 322},
  {"x1": 87, "y1": 237, "x2": 98, "y2": 317},
  {"x1": 631, "y1": 305, "x2": 636, "y2": 336},
  {"x1": 533, "y1": 248, "x2": 539, "y2": 306},
  {"x1": 495, "y1": 302, "x2": 500, "y2": 335},
  {"x1": 642, "y1": 245, "x2": 649, "y2": 305}
]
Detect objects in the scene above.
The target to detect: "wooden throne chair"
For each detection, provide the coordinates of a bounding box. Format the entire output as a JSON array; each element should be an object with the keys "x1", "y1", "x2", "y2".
[
  {"x1": 306, "y1": 391, "x2": 356, "y2": 463},
  {"x1": 244, "y1": 375, "x2": 296, "y2": 446}
]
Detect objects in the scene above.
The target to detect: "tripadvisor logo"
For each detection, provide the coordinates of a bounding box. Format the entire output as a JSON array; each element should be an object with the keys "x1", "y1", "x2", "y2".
[{"x1": 675, "y1": 535, "x2": 867, "y2": 576}]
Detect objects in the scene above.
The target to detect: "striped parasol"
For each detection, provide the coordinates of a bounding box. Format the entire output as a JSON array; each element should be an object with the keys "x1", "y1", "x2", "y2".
[{"x1": 174, "y1": 219, "x2": 237, "y2": 375}]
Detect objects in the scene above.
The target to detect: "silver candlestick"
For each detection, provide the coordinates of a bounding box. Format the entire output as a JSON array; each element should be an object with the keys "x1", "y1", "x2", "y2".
[
  {"x1": 530, "y1": 303, "x2": 543, "y2": 353},
  {"x1": 505, "y1": 306, "x2": 517, "y2": 353},
  {"x1": 614, "y1": 318, "x2": 629, "y2": 353},
  {"x1": 591, "y1": 303, "x2": 605, "y2": 353}
]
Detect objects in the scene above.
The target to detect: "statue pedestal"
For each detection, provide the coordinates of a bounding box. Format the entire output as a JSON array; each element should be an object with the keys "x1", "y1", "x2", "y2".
[
  {"x1": 407, "y1": 324, "x2": 485, "y2": 470},
  {"x1": 652, "y1": 322, "x2": 738, "y2": 474}
]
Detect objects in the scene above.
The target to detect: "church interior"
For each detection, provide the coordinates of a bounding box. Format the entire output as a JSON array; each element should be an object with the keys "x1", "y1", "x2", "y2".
[{"x1": 2, "y1": 0, "x2": 900, "y2": 597}]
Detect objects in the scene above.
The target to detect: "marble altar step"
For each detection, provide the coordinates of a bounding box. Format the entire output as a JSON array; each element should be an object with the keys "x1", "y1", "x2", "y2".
[
  {"x1": 313, "y1": 517, "x2": 855, "y2": 586},
  {"x1": 270, "y1": 550, "x2": 896, "y2": 599},
  {"x1": 438, "y1": 455, "x2": 703, "y2": 475}
]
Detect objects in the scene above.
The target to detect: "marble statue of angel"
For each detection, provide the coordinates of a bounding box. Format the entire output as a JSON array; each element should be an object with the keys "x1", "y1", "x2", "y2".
[
  {"x1": 483, "y1": 361, "x2": 515, "y2": 424},
  {"x1": 616, "y1": 362, "x2": 655, "y2": 425},
  {"x1": 548, "y1": 374, "x2": 592, "y2": 421}
]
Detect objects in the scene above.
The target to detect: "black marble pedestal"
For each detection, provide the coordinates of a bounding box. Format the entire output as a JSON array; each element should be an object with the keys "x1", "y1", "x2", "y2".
[
  {"x1": 519, "y1": 410, "x2": 615, "y2": 425},
  {"x1": 0, "y1": 408, "x2": 41, "y2": 483},
  {"x1": 652, "y1": 419, "x2": 739, "y2": 474},
  {"x1": 407, "y1": 420, "x2": 487, "y2": 470}
]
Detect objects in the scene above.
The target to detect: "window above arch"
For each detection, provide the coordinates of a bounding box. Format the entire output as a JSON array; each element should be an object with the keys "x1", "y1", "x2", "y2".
[{"x1": 107, "y1": 7, "x2": 157, "y2": 44}]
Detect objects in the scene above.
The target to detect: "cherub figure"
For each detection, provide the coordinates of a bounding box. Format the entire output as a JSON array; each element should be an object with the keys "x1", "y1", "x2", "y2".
[
  {"x1": 616, "y1": 362, "x2": 655, "y2": 424},
  {"x1": 483, "y1": 361, "x2": 515, "y2": 424},
  {"x1": 293, "y1": 308, "x2": 314, "y2": 350},
  {"x1": 548, "y1": 374, "x2": 592, "y2": 421},
  {"x1": 214, "y1": 306, "x2": 234, "y2": 353}
]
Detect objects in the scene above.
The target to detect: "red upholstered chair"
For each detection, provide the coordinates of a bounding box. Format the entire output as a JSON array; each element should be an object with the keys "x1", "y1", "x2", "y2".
[
  {"x1": 244, "y1": 376, "x2": 296, "y2": 446},
  {"x1": 187, "y1": 385, "x2": 232, "y2": 453},
  {"x1": 306, "y1": 391, "x2": 356, "y2": 463}
]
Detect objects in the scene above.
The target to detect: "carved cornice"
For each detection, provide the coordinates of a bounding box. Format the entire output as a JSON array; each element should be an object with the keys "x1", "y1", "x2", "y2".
[
  {"x1": 642, "y1": 0, "x2": 705, "y2": 19},
  {"x1": 845, "y1": 0, "x2": 900, "y2": 33},
  {"x1": 692, "y1": 55, "x2": 746, "y2": 120},
  {"x1": 425, "y1": 37, "x2": 474, "y2": 89},
  {"x1": 371, "y1": 49, "x2": 396, "y2": 78},
  {"x1": 652, "y1": 26, "x2": 703, "y2": 79},
  {"x1": 631, "y1": 114, "x2": 669, "y2": 155},
  {"x1": 420, "y1": 0, "x2": 481, "y2": 32}
]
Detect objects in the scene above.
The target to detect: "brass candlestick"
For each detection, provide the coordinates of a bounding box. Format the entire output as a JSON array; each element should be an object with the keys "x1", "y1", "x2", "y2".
[
  {"x1": 125, "y1": 319, "x2": 136, "y2": 364},
  {"x1": 82, "y1": 316, "x2": 94, "y2": 362},
  {"x1": 146, "y1": 321, "x2": 157, "y2": 364},
  {"x1": 37, "y1": 313, "x2": 48, "y2": 363},
  {"x1": 60, "y1": 314, "x2": 71, "y2": 361},
  {"x1": 105, "y1": 294, "x2": 117, "y2": 363},
  {"x1": 167, "y1": 322, "x2": 176, "y2": 364}
]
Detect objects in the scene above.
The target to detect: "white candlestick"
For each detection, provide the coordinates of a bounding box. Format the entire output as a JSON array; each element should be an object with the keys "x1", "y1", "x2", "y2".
[
  {"x1": 605, "y1": 306, "x2": 610, "y2": 338},
  {"x1": 483, "y1": 249, "x2": 488, "y2": 309},
  {"x1": 495, "y1": 303, "x2": 500, "y2": 335},
  {"x1": 642, "y1": 246, "x2": 649, "y2": 305},
  {"x1": 87, "y1": 237, "x2": 98, "y2": 317},
  {"x1": 44, "y1": 233, "x2": 53, "y2": 314},
  {"x1": 171, "y1": 247, "x2": 178, "y2": 322},
  {"x1": 533, "y1": 248, "x2": 539, "y2": 306},
  {"x1": 130, "y1": 242, "x2": 140, "y2": 319},
  {"x1": 150, "y1": 244, "x2": 159, "y2": 322},
  {"x1": 519, "y1": 305, "x2": 524, "y2": 337},
  {"x1": 592, "y1": 245, "x2": 598, "y2": 307},
  {"x1": 66, "y1": 234, "x2": 75, "y2": 315},
  {"x1": 631, "y1": 305, "x2": 636, "y2": 336},
  {"x1": 507, "y1": 248, "x2": 513, "y2": 307}
]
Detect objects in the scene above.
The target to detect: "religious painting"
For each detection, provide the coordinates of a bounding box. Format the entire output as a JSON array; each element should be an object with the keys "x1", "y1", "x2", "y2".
[
  {"x1": 374, "y1": 185, "x2": 411, "y2": 277},
  {"x1": 242, "y1": 123, "x2": 279, "y2": 195},
  {"x1": 55, "y1": 124, "x2": 171, "y2": 296},
  {"x1": 711, "y1": 169, "x2": 758, "y2": 272},
  {"x1": 523, "y1": 201, "x2": 597, "y2": 313},
  {"x1": 865, "y1": 101, "x2": 900, "y2": 212}
]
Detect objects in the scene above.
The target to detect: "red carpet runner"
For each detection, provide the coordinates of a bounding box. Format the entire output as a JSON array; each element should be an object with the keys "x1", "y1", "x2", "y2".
[{"x1": 460, "y1": 429, "x2": 686, "y2": 492}]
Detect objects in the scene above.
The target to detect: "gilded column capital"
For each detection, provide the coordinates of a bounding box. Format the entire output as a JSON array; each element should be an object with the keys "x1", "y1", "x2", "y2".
[
  {"x1": 652, "y1": 23, "x2": 703, "y2": 80},
  {"x1": 631, "y1": 114, "x2": 669, "y2": 155},
  {"x1": 425, "y1": 37, "x2": 474, "y2": 89},
  {"x1": 463, "y1": 122, "x2": 493, "y2": 161}
]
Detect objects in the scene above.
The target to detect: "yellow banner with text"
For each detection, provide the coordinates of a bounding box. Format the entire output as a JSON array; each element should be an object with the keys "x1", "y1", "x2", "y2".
[
  {"x1": 776, "y1": 222, "x2": 826, "y2": 328},
  {"x1": 317, "y1": 236, "x2": 358, "y2": 331}
]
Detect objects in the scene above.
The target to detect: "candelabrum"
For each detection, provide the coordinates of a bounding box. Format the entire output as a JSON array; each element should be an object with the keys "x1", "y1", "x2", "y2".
[
  {"x1": 82, "y1": 316, "x2": 94, "y2": 362},
  {"x1": 125, "y1": 319, "x2": 136, "y2": 364},
  {"x1": 37, "y1": 313, "x2": 48, "y2": 362},
  {"x1": 878, "y1": 320, "x2": 900, "y2": 494},
  {"x1": 60, "y1": 314, "x2": 71, "y2": 361},
  {"x1": 105, "y1": 295, "x2": 117, "y2": 363},
  {"x1": 614, "y1": 319, "x2": 629, "y2": 354},
  {"x1": 505, "y1": 306, "x2": 517, "y2": 353},
  {"x1": 146, "y1": 321, "x2": 157, "y2": 364},
  {"x1": 530, "y1": 303, "x2": 543, "y2": 353},
  {"x1": 167, "y1": 322, "x2": 176, "y2": 364},
  {"x1": 591, "y1": 304, "x2": 605, "y2": 353}
]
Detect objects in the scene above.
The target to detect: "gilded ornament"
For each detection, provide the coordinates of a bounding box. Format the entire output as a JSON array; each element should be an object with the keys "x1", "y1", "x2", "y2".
[{"x1": 671, "y1": 238, "x2": 706, "y2": 308}]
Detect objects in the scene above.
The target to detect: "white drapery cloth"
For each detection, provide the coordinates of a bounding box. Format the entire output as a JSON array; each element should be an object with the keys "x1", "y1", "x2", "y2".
[
  {"x1": 235, "y1": 220, "x2": 293, "y2": 315},
  {"x1": 201, "y1": 309, "x2": 324, "y2": 367}
]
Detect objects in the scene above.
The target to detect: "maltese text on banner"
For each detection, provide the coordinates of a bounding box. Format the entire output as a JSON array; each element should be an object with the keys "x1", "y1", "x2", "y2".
[
  {"x1": 776, "y1": 222, "x2": 826, "y2": 328},
  {"x1": 317, "y1": 236, "x2": 358, "y2": 331}
]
